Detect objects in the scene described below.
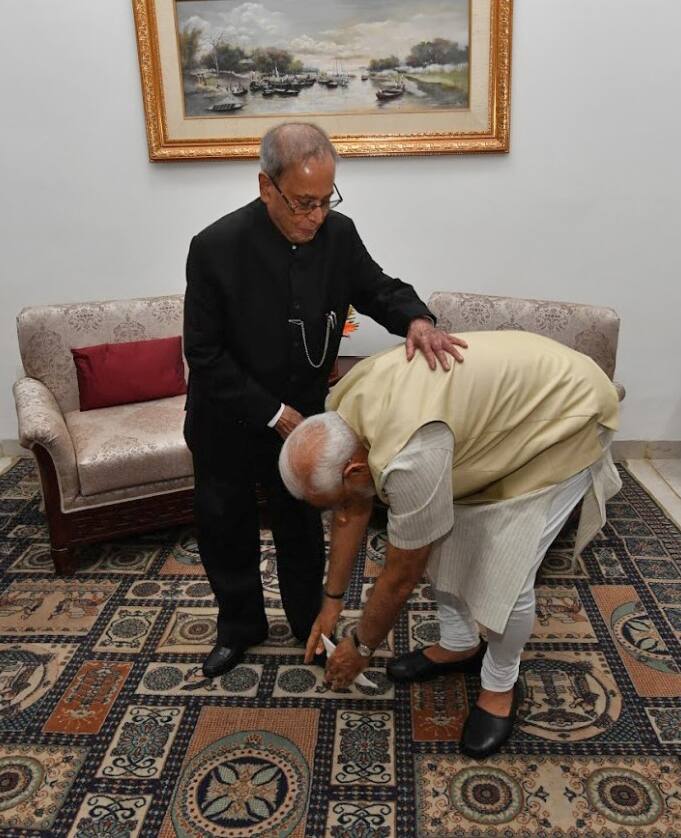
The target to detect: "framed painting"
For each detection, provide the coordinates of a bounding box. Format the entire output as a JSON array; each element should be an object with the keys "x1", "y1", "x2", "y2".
[{"x1": 133, "y1": 0, "x2": 512, "y2": 160}]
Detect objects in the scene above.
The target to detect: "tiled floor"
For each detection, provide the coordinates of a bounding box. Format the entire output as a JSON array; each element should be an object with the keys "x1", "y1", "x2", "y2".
[
  {"x1": 651, "y1": 458, "x2": 681, "y2": 492},
  {"x1": 627, "y1": 458, "x2": 681, "y2": 529}
]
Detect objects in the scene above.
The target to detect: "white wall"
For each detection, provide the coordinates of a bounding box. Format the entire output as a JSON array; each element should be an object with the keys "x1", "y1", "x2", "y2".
[{"x1": 1, "y1": 1, "x2": 680, "y2": 443}]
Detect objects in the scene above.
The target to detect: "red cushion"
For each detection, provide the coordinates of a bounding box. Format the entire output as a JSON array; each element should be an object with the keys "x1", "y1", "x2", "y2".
[{"x1": 71, "y1": 336, "x2": 187, "y2": 411}]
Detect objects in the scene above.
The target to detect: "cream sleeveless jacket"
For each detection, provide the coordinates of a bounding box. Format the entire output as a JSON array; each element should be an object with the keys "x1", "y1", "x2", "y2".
[{"x1": 326, "y1": 331, "x2": 619, "y2": 506}]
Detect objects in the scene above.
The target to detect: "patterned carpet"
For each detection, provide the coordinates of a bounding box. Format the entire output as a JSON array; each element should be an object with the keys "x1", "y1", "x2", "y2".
[{"x1": 0, "y1": 459, "x2": 680, "y2": 837}]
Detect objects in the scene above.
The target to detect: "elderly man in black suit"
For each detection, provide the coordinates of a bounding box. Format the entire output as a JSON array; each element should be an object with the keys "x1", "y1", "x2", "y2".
[{"x1": 183, "y1": 121, "x2": 466, "y2": 677}]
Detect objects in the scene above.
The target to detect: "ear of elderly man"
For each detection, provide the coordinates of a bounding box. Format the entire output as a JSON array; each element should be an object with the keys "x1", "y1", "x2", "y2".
[{"x1": 279, "y1": 332, "x2": 621, "y2": 758}]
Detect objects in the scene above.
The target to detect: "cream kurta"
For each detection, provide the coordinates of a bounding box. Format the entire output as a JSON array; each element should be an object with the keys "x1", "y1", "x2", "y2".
[{"x1": 379, "y1": 423, "x2": 620, "y2": 633}]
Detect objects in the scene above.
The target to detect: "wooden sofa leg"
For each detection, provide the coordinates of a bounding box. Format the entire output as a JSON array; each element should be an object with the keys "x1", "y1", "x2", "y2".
[{"x1": 52, "y1": 546, "x2": 78, "y2": 576}]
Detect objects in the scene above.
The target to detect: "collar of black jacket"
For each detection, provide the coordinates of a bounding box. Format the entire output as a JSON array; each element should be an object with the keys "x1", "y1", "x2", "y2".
[{"x1": 253, "y1": 197, "x2": 327, "y2": 254}]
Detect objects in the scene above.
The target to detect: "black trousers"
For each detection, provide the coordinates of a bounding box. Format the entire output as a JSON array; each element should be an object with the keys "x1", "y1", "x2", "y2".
[{"x1": 185, "y1": 406, "x2": 325, "y2": 648}]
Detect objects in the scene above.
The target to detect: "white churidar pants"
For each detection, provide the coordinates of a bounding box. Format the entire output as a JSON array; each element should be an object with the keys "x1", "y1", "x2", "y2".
[{"x1": 437, "y1": 466, "x2": 593, "y2": 691}]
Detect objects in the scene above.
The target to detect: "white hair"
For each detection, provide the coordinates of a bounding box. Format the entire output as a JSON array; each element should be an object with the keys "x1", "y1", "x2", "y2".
[
  {"x1": 260, "y1": 122, "x2": 337, "y2": 179},
  {"x1": 279, "y1": 412, "x2": 359, "y2": 499}
]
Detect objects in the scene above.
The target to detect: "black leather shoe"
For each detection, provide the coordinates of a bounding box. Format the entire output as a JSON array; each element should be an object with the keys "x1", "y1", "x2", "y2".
[
  {"x1": 460, "y1": 689, "x2": 518, "y2": 759},
  {"x1": 386, "y1": 641, "x2": 487, "y2": 682},
  {"x1": 202, "y1": 645, "x2": 245, "y2": 678}
]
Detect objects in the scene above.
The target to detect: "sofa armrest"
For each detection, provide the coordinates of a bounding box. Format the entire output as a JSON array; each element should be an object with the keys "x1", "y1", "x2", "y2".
[{"x1": 13, "y1": 377, "x2": 79, "y2": 502}]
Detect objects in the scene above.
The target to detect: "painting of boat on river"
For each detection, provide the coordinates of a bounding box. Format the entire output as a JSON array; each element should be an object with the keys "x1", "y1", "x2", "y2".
[{"x1": 176, "y1": 0, "x2": 469, "y2": 117}]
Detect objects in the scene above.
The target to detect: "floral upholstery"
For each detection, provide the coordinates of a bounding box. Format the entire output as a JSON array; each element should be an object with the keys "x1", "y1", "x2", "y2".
[
  {"x1": 14, "y1": 295, "x2": 191, "y2": 512},
  {"x1": 64, "y1": 396, "x2": 192, "y2": 497},
  {"x1": 61, "y1": 473, "x2": 194, "y2": 513},
  {"x1": 14, "y1": 377, "x2": 80, "y2": 504},
  {"x1": 16, "y1": 295, "x2": 185, "y2": 414},
  {"x1": 428, "y1": 291, "x2": 625, "y2": 400}
]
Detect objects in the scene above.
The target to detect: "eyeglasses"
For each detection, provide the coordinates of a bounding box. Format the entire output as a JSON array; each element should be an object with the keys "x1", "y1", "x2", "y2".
[{"x1": 269, "y1": 177, "x2": 343, "y2": 216}]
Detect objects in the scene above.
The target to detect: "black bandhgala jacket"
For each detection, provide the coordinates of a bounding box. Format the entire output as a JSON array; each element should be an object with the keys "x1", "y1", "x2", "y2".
[{"x1": 183, "y1": 198, "x2": 434, "y2": 429}]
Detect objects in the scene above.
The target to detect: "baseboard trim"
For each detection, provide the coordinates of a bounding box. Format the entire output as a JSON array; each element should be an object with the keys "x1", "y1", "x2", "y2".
[
  {"x1": 0, "y1": 440, "x2": 31, "y2": 458},
  {"x1": 612, "y1": 440, "x2": 681, "y2": 461}
]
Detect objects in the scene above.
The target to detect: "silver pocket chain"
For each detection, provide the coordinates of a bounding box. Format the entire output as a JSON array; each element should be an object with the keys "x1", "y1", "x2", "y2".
[{"x1": 287, "y1": 311, "x2": 337, "y2": 369}]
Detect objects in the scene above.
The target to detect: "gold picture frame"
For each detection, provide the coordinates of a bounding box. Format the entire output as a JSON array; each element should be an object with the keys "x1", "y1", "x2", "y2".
[{"x1": 133, "y1": 0, "x2": 512, "y2": 160}]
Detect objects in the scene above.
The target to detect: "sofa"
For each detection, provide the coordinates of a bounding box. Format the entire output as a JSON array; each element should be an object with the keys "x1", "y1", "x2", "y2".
[
  {"x1": 14, "y1": 295, "x2": 193, "y2": 574},
  {"x1": 13, "y1": 291, "x2": 624, "y2": 575}
]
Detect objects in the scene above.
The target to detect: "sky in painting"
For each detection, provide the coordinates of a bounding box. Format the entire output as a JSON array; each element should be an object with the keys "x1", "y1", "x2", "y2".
[{"x1": 176, "y1": 0, "x2": 469, "y2": 71}]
